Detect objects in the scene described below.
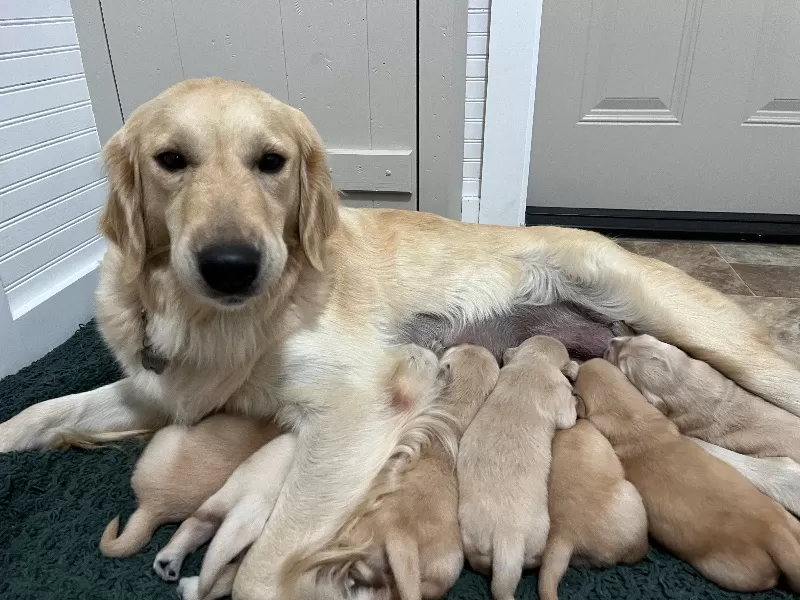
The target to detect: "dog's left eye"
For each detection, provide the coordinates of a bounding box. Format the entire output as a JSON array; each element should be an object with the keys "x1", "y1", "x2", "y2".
[{"x1": 258, "y1": 153, "x2": 285, "y2": 173}]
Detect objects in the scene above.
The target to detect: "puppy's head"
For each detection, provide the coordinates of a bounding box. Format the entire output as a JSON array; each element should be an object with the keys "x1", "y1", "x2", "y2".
[
  {"x1": 100, "y1": 77, "x2": 339, "y2": 309},
  {"x1": 604, "y1": 334, "x2": 686, "y2": 411},
  {"x1": 439, "y1": 344, "x2": 499, "y2": 395},
  {"x1": 503, "y1": 335, "x2": 571, "y2": 369}
]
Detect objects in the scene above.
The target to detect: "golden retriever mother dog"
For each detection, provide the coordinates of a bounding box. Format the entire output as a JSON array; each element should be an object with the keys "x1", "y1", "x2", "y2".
[{"x1": 1, "y1": 78, "x2": 799, "y2": 599}]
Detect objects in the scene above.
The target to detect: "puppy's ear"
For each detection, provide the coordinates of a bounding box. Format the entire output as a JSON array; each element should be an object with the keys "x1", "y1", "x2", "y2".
[
  {"x1": 99, "y1": 126, "x2": 146, "y2": 280},
  {"x1": 502, "y1": 346, "x2": 518, "y2": 366},
  {"x1": 575, "y1": 394, "x2": 587, "y2": 419},
  {"x1": 296, "y1": 112, "x2": 340, "y2": 271},
  {"x1": 562, "y1": 360, "x2": 580, "y2": 382}
]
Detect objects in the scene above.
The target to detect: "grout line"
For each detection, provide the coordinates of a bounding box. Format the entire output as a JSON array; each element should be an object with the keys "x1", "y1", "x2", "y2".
[{"x1": 711, "y1": 244, "x2": 756, "y2": 297}]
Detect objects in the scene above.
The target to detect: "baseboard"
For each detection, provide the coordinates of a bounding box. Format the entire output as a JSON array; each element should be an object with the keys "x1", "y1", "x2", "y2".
[{"x1": 525, "y1": 207, "x2": 800, "y2": 243}]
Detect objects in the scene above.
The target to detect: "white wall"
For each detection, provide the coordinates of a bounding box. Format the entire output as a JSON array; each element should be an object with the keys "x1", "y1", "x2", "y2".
[
  {"x1": 0, "y1": 0, "x2": 106, "y2": 377},
  {"x1": 461, "y1": 0, "x2": 490, "y2": 223}
]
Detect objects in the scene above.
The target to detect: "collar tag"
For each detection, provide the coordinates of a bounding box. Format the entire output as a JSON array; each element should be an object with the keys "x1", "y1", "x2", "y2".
[{"x1": 140, "y1": 309, "x2": 169, "y2": 374}]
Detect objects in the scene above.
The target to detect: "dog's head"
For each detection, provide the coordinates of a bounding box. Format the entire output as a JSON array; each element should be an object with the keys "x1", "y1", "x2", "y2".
[{"x1": 100, "y1": 77, "x2": 339, "y2": 308}]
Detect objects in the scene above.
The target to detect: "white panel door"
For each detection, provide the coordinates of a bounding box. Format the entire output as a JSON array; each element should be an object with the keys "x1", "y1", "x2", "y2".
[
  {"x1": 0, "y1": 0, "x2": 106, "y2": 377},
  {"x1": 529, "y1": 0, "x2": 800, "y2": 214},
  {"x1": 99, "y1": 0, "x2": 417, "y2": 209}
]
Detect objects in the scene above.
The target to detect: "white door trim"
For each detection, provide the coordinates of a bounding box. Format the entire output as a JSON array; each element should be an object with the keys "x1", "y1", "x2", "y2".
[{"x1": 478, "y1": 0, "x2": 543, "y2": 226}]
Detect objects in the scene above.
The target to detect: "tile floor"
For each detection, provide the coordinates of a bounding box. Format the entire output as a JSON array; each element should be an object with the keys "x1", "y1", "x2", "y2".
[{"x1": 619, "y1": 240, "x2": 800, "y2": 350}]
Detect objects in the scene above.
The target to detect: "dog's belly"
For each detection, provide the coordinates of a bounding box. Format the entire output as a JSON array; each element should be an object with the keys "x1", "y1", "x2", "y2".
[{"x1": 397, "y1": 303, "x2": 617, "y2": 361}]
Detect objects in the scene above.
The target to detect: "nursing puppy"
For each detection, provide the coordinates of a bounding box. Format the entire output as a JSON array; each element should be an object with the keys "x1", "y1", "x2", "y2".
[
  {"x1": 295, "y1": 344, "x2": 500, "y2": 600},
  {"x1": 574, "y1": 359, "x2": 800, "y2": 593},
  {"x1": 606, "y1": 334, "x2": 800, "y2": 462},
  {"x1": 458, "y1": 336, "x2": 578, "y2": 600},
  {"x1": 99, "y1": 413, "x2": 280, "y2": 557},
  {"x1": 538, "y1": 420, "x2": 648, "y2": 600}
]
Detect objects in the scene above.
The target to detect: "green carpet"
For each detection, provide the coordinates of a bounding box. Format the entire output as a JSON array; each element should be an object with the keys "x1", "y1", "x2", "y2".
[{"x1": 0, "y1": 322, "x2": 796, "y2": 600}]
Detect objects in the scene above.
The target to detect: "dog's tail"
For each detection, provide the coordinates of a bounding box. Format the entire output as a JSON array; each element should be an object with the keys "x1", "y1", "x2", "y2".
[
  {"x1": 491, "y1": 531, "x2": 525, "y2": 600},
  {"x1": 385, "y1": 529, "x2": 421, "y2": 600},
  {"x1": 770, "y1": 517, "x2": 800, "y2": 592},
  {"x1": 197, "y1": 494, "x2": 271, "y2": 599},
  {"x1": 99, "y1": 510, "x2": 158, "y2": 557},
  {"x1": 537, "y1": 535, "x2": 573, "y2": 600}
]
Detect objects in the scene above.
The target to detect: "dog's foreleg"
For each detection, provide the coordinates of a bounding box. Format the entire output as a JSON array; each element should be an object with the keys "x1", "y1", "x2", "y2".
[
  {"x1": 178, "y1": 564, "x2": 238, "y2": 600},
  {"x1": 0, "y1": 378, "x2": 165, "y2": 451},
  {"x1": 232, "y1": 405, "x2": 404, "y2": 600}
]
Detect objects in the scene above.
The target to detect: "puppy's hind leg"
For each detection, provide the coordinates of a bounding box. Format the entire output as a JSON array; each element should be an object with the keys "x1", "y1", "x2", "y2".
[
  {"x1": 490, "y1": 532, "x2": 525, "y2": 600},
  {"x1": 197, "y1": 495, "x2": 272, "y2": 598},
  {"x1": 153, "y1": 514, "x2": 220, "y2": 582},
  {"x1": 177, "y1": 563, "x2": 239, "y2": 600}
]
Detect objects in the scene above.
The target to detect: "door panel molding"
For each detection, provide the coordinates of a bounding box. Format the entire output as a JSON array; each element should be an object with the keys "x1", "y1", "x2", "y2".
[{"x1": 579, "y1": 0, "x2": 703, "y2": 124}]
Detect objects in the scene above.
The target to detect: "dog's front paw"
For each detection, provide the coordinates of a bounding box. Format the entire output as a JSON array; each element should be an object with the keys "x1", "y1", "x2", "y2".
[
  {"x1": 154, "y1": 552, "x2": 183, "y2": 582},
  {"x1": 176, "y1": 576, "x2": 200, "y2": 600}
]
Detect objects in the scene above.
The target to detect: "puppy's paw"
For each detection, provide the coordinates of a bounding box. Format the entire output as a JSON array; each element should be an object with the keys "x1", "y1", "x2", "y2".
[
  {"x1": 176, "y1": 576, "x2": 200, "y2": 600},
  {"x1": 154, "y1": 552, "x2": 183, "y2": 582}
]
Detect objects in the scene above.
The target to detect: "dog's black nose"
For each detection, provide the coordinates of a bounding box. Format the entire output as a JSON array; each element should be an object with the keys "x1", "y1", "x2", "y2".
[{"x1": 197, "y1": 243, "x2": 261, "y2": 295}]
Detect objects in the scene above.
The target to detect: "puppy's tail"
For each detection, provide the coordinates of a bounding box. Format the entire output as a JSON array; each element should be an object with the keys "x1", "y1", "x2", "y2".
[
  {"x1": 197, "y1": 494, "x2": 271, "y2": 599},
  {"x1": 769, "y1": 518, "x2": 800, "y2": 592},
  {"x1": 491, "y1": 531, "x2": 525, "y2": 600},
  {"x1": 385, "y1": 529, "x2": 421, "y2": 600},
  {"x1": 99, "y1": 510, "x2": 158, "y2": 557},
  {"x1": 537, "y1": 535, "x2": 573, "y2": 600}
]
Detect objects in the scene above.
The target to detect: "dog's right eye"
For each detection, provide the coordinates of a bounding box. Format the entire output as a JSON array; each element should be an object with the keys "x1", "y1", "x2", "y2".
[{"x1": 155, "y1": 151, "x2": 187, "y2": 172}]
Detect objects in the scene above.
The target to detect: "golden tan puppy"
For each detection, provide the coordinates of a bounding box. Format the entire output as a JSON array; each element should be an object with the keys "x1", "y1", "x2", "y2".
[
  {"x1": 574, "y1": 358, "x2": 800, "y2": 593},
  {"x1": 99, "y1": 413, "x2": 280, "y2": 557},
  {"x1": 458, "y1": 336, "x2": 578, "y2": 600},
  {"x1": 606, "y1": 334, "x2": 800, "y2": 462},
  {"x1": 297, "y1": 344, "x2": 500, "y2": 600},
  {"x1": 538, "y1": 420, "x2": 648, "y2": 600}
]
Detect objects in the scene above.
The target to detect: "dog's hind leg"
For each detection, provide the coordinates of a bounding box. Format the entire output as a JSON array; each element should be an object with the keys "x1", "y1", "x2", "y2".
[
  {"x1": 0, "y1": 379, "x2": 165, "y2": 452},
  {"x1": 517, "y1": 228, "x2": 800, "y2": 415},
  {"x1": 178, "y1": 564, "x2": 238, "y2": 600}
]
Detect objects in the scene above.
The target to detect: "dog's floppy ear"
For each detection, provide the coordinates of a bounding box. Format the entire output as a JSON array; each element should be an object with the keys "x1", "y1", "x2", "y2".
[
  {"x1": 99, "y1": 126, "x2": 146, "y2": 280},
  {"x1": 296, "y1": 113, "x2": 340, "y2": 271}
]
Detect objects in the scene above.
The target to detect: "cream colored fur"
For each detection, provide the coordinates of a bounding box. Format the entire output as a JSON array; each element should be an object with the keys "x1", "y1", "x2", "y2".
[
  {"x1": 538, "y1": 419, "x2": 648, "y2": 600},
  {"x1": 458, "y1": 336, "x2": 578, "y2": 600},
  {"x1": 99, "y1": 413, "x2": 280, "y2": 557},
  {"x1": 0, "y1": 78, "x2": 798, "y2": 599},
  {"x1": 574, "y1": 358, "x2": 800, "y2": 594},
  {"x1": 295, "y1": 344, "x2": 499, "y2": 600},
  {"x1": 607, "y1": 334, "x2": 800, "y2": 462}
]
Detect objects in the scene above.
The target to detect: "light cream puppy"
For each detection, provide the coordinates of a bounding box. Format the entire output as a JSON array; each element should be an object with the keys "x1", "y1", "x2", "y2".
[
  {"x1": 99, "y1": 413, "x2": 280, "y2": 557},
  {"x1": 458, "y1": 336, "x2": 578, "y2": 600},
  {"x1": 606, "y1": 334, "x2": 800, "y2": 462},
  {"x1": 538, "y1": 419, "x2": 648, "y2": 600},
  {"x1": 574, "y1": 358, "x2": 800, "y2": 593},
  {"x1": 300, "y1": 344, "x2": 500, "y2": 600}
]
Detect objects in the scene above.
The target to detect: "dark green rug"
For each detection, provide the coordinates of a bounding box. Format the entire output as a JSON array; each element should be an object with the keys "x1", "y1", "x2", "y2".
[{"x1": 0, "y1": 322, "x2": 796, "y2": 600}]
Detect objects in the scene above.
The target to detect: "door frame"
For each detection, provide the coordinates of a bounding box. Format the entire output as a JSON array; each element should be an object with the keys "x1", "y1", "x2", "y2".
[
  {"x1": 72, "y1": 0, "x2": 469, "y2": 221},
  {"x1": 478, "y1": 0, "x2": 544, "y2": 226}
]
